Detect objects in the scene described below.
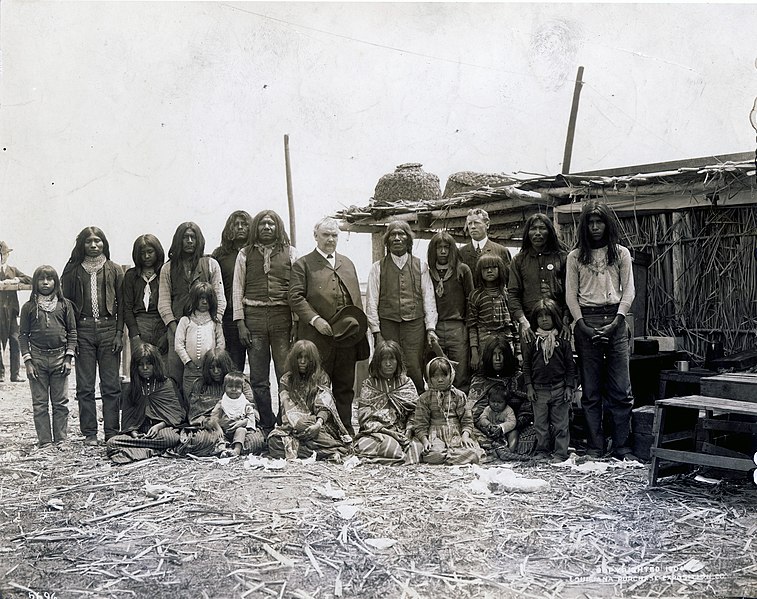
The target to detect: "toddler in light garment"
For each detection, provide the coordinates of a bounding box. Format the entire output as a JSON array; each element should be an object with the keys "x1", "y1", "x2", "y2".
[{"x1": 206, "y1": 371, "x2": 259, "y2": 456}]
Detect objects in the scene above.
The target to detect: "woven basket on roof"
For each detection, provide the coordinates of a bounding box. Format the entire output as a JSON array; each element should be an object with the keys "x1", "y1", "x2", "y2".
[
  {"x1": 373, "y1": 163, "x2": 441, "y2": 205},
  {"x1": 443, "y1": 171, "x2": 517, "y2": 198}
]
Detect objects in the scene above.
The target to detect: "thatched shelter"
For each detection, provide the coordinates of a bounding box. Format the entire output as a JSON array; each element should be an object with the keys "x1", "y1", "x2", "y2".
[{"x1": 335, "y1": 152, "x2": 757, "y2": 360}]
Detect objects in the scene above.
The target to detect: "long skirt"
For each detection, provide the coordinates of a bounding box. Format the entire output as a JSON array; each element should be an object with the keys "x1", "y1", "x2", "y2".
[
  {"x1": 106, "y1": 428, "x2": 181, "y2": 463},
  {"x1": 354, "y1": 431, "x2": 407, "y2": 465},
  {"x1": 268, "y1": 430, "x2": 349, "y2": 461}
]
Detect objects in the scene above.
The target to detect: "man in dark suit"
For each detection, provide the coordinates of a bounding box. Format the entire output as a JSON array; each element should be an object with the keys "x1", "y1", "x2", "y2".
[
  {"x1": 289, "y1": 217, "x2": 369, "y2": 433},
  {"x1": 0, "y1": 241, "x2": 32, "y2": 382},
  {"x1": 459, "y1": 208, "x2": 512, "y2": 284}
]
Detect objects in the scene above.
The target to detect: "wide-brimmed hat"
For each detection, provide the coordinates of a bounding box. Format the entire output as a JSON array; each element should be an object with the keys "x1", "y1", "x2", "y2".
[
  {"x1": 329, "y1": 305, "x2": 368, "y2": 348},
  {"x1": 0, "y1": 241, "x2": 12, "y2": 254}
]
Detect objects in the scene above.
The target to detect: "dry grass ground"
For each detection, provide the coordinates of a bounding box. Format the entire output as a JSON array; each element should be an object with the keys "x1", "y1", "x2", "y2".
[{"x1": 1, "y1": 367, "x2": 756, "y2": 599}]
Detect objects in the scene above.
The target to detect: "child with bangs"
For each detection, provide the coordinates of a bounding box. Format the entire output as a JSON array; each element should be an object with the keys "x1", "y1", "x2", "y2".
[
  {"x1": 20, "y1": 265, "x2": 77, "y2": 449},
  {"x1": 175, "y1": 281, "x2": 225, "y2": 408}
]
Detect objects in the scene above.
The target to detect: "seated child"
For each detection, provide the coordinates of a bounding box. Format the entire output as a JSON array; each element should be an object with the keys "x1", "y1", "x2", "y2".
[
  {"x1": 476, "y1": 384, "x2": 517, "y2": 460},
  {"x1": 206, "y1": 371, "x2": 263, "y2": 457},
  {"x1": 409, "y1": 356, "x2": 483, "y2": 465}
]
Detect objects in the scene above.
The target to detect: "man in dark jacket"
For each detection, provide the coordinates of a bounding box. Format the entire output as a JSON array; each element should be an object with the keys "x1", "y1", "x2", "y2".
[{"x1": 0, "y1": 241, "x2": 31, "y2": 382}]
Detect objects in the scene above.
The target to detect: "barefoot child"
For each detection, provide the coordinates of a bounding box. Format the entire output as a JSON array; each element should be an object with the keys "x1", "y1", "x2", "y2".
[
  {"x1": 106, "y1": 344, "x2": 184, "y2": 463},
  {"x1": 175, "y1": 282, "x2": 225, "y2": 407},
  {"x1": 410, "y1": 356, "x2": 483, "y2": 465},
  {"x1": 206, "y1": 371, "x2": 263, "y2": 456},
  {"x1": 523, "y1": 299, "x2": 576, "y2": 462},
  {"x1": 267, "y1": 340, "x2": 352, "y2": 461},
  {"x1": 19, "y1": 266, "x2": 77, "y2": 449},
  {"x1": 476, "y1": 384, "x2": 517, "y2": 458}
]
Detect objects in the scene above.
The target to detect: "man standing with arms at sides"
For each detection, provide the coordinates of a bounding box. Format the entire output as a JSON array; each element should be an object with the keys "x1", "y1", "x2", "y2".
[
  {"x1": 212, "y1": 211, "x2": 252, "y2": 371},
  {"x1": 0, "y1": 241, "x2": 31, "y2": 382},
  {"x1": 365, "y1": 220, "x2": 439, "y2": 393},
  {"x1": 233, "y1": 210, "x2": 297, "y2": 434},
  {"x1": 289, "y1": 217, "x2": 368, "y2": 434},
  {"x1": 459, "y1": 208, "x2": 512, "y2": 285}
]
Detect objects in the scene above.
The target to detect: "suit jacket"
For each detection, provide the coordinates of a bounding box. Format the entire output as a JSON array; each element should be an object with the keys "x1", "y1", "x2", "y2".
[
  {"x1": 0, "y1": 265, "x2": 31, "y2": 315},
  {"x1": 460, "y1": 239, "x2": 512, "y2": 284},
  {"x1": 289, "y1": 250, "x2": 369, "y2": 360}
]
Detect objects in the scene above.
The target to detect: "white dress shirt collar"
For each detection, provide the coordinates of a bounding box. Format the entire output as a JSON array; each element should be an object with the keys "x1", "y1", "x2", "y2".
[
  {"x1": 390, "y1": 252, "x2": 409, "y2": 269},
  {"x1": 316, "y1": 247, "x2": 335, "y2": 267}
]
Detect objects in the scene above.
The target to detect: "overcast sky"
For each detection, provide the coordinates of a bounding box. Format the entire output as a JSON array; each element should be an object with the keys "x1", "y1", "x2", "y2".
[{"x1": 1, "y1": 2, "x2": 755, "y2": 284}]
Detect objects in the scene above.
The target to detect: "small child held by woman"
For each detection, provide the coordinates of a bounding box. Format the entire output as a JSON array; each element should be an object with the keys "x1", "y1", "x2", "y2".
[
  {"x1": 206, "y1": 371, "x2": 263, "y2": 456},
  {"x1": 476, "y1": 384, "x2": 517, "y2": 460},
  {"x1": 410, "y1": 356, "x2": 483, "y2": 465},
  {"x1": 522, "y1": 299, "x2": 576, "y2": 462},
  {"x1": 468, "y1": 254, "x2": 518, "y2": 372},
  {"x1": 175, "y1": 281, "x2": 225, "y2": 408},
  {"x1": 19, "y1": 266, "x2": 77, "y2": 449}
]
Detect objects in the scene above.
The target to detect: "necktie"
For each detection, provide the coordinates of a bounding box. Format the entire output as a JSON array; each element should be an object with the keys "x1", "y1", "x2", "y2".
[{"x1": 475, "y1": 245, "x2": 482, "y2": 257}]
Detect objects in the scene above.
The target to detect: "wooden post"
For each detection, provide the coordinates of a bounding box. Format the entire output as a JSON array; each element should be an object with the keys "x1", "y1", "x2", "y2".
[
  {"x1": 562, "y1": 66, "x2": 584, "y2": 175},
  {"x1": 371, "y1": 231, "x2": 385, "y2": 263},
  {"x1": 284, "y1": 134, "x2": 296, "y2": 246}
]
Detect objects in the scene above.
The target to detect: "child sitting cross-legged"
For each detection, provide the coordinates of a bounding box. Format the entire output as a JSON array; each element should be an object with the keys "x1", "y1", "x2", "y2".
[
  {"x1": 205, "y1": 371, "x2": 263, "y2": 457},
  {"x1": 475, "y1": 383, "x2": 517, "y2": 460}
]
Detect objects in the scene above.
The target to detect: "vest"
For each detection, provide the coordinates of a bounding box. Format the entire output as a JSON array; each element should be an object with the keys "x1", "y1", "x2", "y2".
[
  {"x1": 377, "y1": 254, "x2": 423, "y2": 322},
  {"x1": 244, "y1": 245, "x2": 291, "y2": 304}
]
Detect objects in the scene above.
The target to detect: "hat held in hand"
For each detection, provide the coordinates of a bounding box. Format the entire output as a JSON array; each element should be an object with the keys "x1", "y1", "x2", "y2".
[{"x1": 329, "y1": 305, "x2": 368, "y2": 348}]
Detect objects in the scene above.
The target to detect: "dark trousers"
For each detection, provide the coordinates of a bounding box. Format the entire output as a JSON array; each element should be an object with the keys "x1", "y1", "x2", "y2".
[
  {"x1": 0, "y1": 317, "x2": 21, "y2": 380},
  {"x1": 320, "y1": 342, "x2": 358, "y2": 434},
  {"x1": 436, "y1": 319, "x2": 469, "y2": 392},
  {"x1": 222, "y1": 319, "x2": 246, "y2": 372},
  {"x1": 244, "y1": 305, "x2": 291, "y2": 432},
  {"x1": 574, "y1": 314, "x2": 633, "y2": 456},
  {"x1": 532, "y1": 383, "x2": 570, "y2": 458},
  {"x1": 76, "y1": 317, "x2": 121, "y2": 440},
  {"x1": 380, "y1": 317, "x2": 425, "y2": 393},
  {"x1": 29, "y1": 346, "x2": 70, "y2": 445}
]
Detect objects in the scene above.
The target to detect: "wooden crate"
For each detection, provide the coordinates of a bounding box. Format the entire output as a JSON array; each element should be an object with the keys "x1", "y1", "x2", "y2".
[{"x1": 701, "y1": 373, "x2": 757, "y2": 403}]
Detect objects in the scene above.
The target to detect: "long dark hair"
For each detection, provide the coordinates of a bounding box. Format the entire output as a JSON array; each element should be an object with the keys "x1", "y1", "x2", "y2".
[
  {"x1": 427, "y1": 231, "x2": 466, "y2": 281},
  {"x1": 188, "y1": 281, "x2": 218, "y2": 320},
  {"x1": 30, "y1": 265, "x2": 64, "y2": 303},
  {"x1": 519, "y1": 213, "x2": 562, "y2": 254},
  {"x1": 131, "y1": 234, "x2": 165, "y2": 274},
  {"x1": 168, "y1": 222, "x2": 205, "y2": 280},
  {"x1": 382, "y1": 220, "x2": 414, "y2": 255},
  {"x1": 129, "y1": 343, "x2": 168, "y2": 404},
  {"x1": 480, "y1": 335, "x2": 519, "y2": 378},
  {"x1": 576, "y1": 201, "x2": 621, "y2": 265},
  {"x1": 200, "y1": 348, "x2": 235, "y2": 387},
  {"x1": 474, "y1": 254, "x2": 507, "y2": 292},
  {"x1": 214, "y1": 211, "x2": 253, "y2": 258},
  {"x1": 248, "y1": 210, "x2": 290, "y2": 248},
  {"x1": 62, "y1": 226, "x2": 110, "y2": 277},
  {"x1": 285, "y1": 340, "x2": 325, "y2": 400},
  {"x1": 368, "y1": 340, "x2": 407, "y2": 385}
]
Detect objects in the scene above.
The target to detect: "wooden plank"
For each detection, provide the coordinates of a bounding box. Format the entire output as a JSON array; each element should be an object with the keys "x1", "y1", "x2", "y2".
[
  {"x1": 701, "y1": 373, "x2": 757, "y2": 403},
  {"x1": 701, "y1": 419, "x2": 757, "y2": 434},
  {"x1": 660, "y1": 430, "x2": 696, "y2": 443},
  {"x1": 656, "y1": 395, "x2": 757, "y2": 416},
  {"x1": 651, "y1": 447, "x2": 755, "y2": 471},
  {"x1": 701, "y1": 442, "x2": 752, "y2": 460}
]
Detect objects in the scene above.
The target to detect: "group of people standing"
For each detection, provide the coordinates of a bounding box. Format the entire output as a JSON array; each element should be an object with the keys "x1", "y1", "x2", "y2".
[{"x1": 7, "y1": 198, "x2": 637, "y2": 465}]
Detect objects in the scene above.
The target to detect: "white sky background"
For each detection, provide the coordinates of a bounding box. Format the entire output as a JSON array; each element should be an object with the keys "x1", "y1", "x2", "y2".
[{"x1": 1, "y1": 2, "x2": 756, "y2": 287}]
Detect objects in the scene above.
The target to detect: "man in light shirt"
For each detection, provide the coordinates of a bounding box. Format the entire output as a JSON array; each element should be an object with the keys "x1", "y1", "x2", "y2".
[
  {"x1": 365, "y1": 220, "x2": 439, "y2": 393},
  {"x1": 565, "y1": 201, "x2": 637, "y2": 461}
]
